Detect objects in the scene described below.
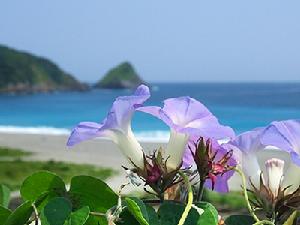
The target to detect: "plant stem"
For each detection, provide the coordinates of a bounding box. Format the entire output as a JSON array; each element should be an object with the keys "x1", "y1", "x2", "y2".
[
  {"x1": 90, "y1": 212, "x2": 106, "y2": 217},
  {"x1": 253, "y1": 220, "x2": 275, "y2": 225},
  {"x1": 159, "y1": 190, "x2": 164, "y2": 202},
  {"x1": 196, "y1": 178, "x2": 205, "y2": 202},
  {"x1": 234, "y1": 167, "x2": 260, "y2": 223},
  {"x1": 178, "y1": 170, "x2": 193, "y2": 225},
  {"x1": 143, "y1": 199, "x2": 162, "y2": 204}
]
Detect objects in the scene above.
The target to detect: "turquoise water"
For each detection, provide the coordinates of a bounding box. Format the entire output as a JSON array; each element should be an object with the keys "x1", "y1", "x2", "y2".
[{"x1": 0, "y1": 83, "x2": 300, "y2": 139}]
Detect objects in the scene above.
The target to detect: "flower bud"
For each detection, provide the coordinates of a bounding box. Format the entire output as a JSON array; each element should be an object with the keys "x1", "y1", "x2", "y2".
[{"x1": 265, "y1": 158, "x2": 284, "y2": 198}]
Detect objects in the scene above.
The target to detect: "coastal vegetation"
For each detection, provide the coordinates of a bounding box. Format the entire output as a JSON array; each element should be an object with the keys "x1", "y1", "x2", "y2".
[
  {"x1": 0, "y1": 45, "x2": 88, "y2": 93},
  {"x1": 0, "y1": 146, "x2": 114, "y2": 190},
  {"x1": 0, "y1": 44, "x2": 146, "y2": 94},
  {"x1": 95, "y1": 61, "x2": 145, "y2": 89}
]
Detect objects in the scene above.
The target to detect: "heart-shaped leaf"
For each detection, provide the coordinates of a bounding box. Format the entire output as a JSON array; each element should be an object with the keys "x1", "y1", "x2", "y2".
[
  {"x1": 20, "y1": 171, "x2": 66, "y2": 202},
  {"x1": 69, "y1": 176, "x2": 117, "y2": 225}
]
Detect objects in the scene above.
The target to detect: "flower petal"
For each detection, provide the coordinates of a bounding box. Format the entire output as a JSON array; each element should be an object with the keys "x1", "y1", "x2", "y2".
[
  {"x1": 162, "y1": 97, "x2": 212, "y2": 126},
  {"x1": 205, "y1": 171, "x2": 233, "y2": 193},
  {"x1": 165, "y1": 130, "x2": 189, "y2": 169},
  {"x1": 67, "y1": 85, "x2": 150, "y2": 168},
  {"x1": 180, "y1": 116, "x2": 235, "y2": 139},
  {"x1": 227, "y1": 129, "x2": 264, "y2": 187},
  {"x1": 139, "y1": 96, "x2": 235, "y2": 139},
  {"x1": 103, "y1": 84, "x2": 151, "y2": 132},
  {"x1": 137, "y1": 106, "x2": 161, "y2": 118},
  {"x1": 229, "y1": 129, "x2": 264, "y2": 153},
  {"x1": 67, "y1": 122, "x2": 106, "y2": 146},
  {"x1": 261, "y1": 120, "x2": 300, "y2": 166},
  {"x1": 282, "y1": 162, "x2": 300, "y2": 192}
]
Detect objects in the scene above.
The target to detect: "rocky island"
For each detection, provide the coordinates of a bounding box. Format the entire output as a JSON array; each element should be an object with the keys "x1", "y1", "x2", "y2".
[
  {"x1": 0, "y1": 45, "x2": 88, "y2": 94},
  {"x1": 95, "y1": 62, "x2": 145, "y2": 89}
]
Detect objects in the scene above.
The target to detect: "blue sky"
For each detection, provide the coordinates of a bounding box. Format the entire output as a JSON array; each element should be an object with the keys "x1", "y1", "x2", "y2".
[{"x1": 1, "y1": 0, "x2": 300, "y2": 82}]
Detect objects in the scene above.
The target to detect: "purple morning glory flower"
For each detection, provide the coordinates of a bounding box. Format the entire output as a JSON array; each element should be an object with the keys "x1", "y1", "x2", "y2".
[
  {"x1": 228, "y1": 127, "x2": 300, "y2": 192},
  {"x1": 138, "y1": 97, "x2": 235, "y2": 169},
  {"x1": 67, "y1": 85, "x2": 150, "y2": 168},
  {"x1": 226, "y1": 129, "x2": 265, "y2": 187},
  {"x1": 260, "y1": 119, "x2": 300, "y2": 167}
]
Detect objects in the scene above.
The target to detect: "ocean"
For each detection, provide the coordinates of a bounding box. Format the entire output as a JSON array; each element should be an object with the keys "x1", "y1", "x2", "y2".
[{"x1": 0, "y1": 83, "x2": 300, "y2": 141}]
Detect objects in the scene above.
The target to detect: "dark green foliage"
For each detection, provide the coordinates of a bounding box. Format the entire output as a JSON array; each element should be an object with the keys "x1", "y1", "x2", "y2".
[
  {"x1": 40, "y1": 197, "x2": 72, "y2": 225},
  {"x1": 0, "y1": 172, "x2": 120, "y2": 225},
  {"x1": 69, "y1": 175, "x2": 118, "y2": 225},
  {"x1": 225, "y1": 215, "x2": 256, "y2": 225},
  {"x1": 157, "y1": 201, "x2": 218, "y2": 225},
  {"x1": 4, "y1": 201, "x2": 33, "y2": 225},
  {"x1": 117, "y1": 198, "x2": 158, "y2": 225},
  {"x1": 0, "y1": 44, "x2": 87, "y2": 93},
  {"x1": 0, "y1": 206, "x2": 11, "y2": 224},
  {"x1": 0, "y1": 171, "x2": 267, "y2": 225},
  {"x1": 95, "y1": 62, "x2": 145, "y2": 89}
]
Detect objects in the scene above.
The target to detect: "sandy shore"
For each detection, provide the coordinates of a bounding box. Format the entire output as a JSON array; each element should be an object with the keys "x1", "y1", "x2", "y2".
[{"x1": 0, "y1": 132, "x2": 165, "y2": 168}]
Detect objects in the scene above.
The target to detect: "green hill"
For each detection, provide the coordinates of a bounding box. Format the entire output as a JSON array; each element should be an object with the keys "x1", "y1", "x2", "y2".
[
  {"x1": 95, "y1": 62, "x2": 145, "y2": 89},
  {"x1": 0, "y1": 45, "x2": 88, "y2": 93}
]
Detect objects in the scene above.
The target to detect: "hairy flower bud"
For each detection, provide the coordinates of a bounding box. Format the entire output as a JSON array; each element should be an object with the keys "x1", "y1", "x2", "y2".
[
  {"x1": 191, "y1": 137, "x2": 236, "y2": 191},
  {"x1": 265, "y1": 158, "x2": 284, "y2": 198},
  {"x1": 127, "y1": 148, "x2": 183, "y2": 200}
]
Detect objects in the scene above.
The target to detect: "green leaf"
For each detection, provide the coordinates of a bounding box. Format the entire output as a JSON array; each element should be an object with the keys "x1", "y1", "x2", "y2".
[
  {"x1": 158, "y1": 201, "x2": 180, "y2": 225},
  {"x1": 69, "y1": 206, "x2": 90, "y2": 225},
  {"x1": 125, "y1": 197, "x2": 149, "y2": 225},
  {"x1": 145, "y1": 204, "x2": 159, "y2": 225},
  {"x1": 225, "y1": 215, "x2": 256, "y2": 225},
  {"x1": 20, "y1": 171, "x2": 66, "y2": 202},
  {"x1": 4, "y1": 201, "x2": 33, "y2": 225},
  {"x1": 0, "y1": 206, "x2": 11, "y2": 224},
  {"x1": 158, "y1": 201, "x2": 218, "y2": 225},
  {"x1": 0, "y1": 185, "x2": 10, "y2": 208},
  {"x1": 69, "y1": 176, "x2": 118, "y2": 225},
  {"x1": 158, "y1": 201, "x2": 196, "y2": 225},
  {"x1": 40, "y1": 197, "x2": 72, "y2": 225},
  {"x1": 195, "y1": 202, "x2": 218, "y2": 225},
  {"x1": 117, "y1": 209, "x2": 140, "y2": 225}
]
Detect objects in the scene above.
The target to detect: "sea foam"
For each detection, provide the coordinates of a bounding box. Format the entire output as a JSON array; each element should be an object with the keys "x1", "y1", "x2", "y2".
[
  {"x1": 0, "y1": 125, "x2": 170, "y2": 142},
  {"x1": 0, "y1": 125, "x2": 70, "y2": 135}
]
